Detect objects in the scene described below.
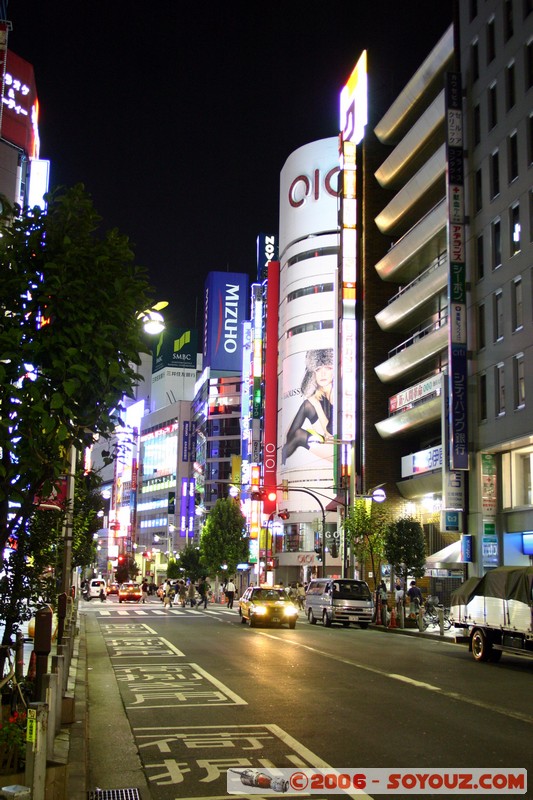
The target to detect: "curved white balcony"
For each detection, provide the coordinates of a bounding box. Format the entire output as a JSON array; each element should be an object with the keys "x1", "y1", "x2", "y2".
[
  {"x1": 375, "y1": 144, "x2": 446, "y2": 235},
  {"x1": 374, "y1": 26, "x2": 454, "y2": 145},
  {"x1": 396, "y1": 470, "x2": 442, "y2": 500},
  {"x1": 374, "y1": 200, "x2": 447, "y2": 283},
  {"x1": 375, "y1": 324, "x2": 448, "y2": 383},
  {"x1": 375, "y1": 258, "x2": 447, "y2": 332},
  {"x1": 375, "y1": 91, "x2": 445, "y2": 188},
  {"x1": 375, "y1": 395, "x2": 442, "y2": 439}
]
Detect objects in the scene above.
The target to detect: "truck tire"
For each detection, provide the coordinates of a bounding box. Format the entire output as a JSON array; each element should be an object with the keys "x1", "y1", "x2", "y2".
[{"x1": 472, "y1": 628, "x2": 492, "y2": 662}]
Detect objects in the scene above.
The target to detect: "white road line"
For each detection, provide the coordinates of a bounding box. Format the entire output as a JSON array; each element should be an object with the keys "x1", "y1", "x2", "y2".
[{"x1": 254, "y1": 631, "x2": 533, "y2": 726}]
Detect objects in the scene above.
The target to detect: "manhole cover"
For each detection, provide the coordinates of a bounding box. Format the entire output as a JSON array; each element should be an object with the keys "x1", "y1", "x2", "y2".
[{"x1": 87, "y1": 791, "x2": 141, "y2": 800}]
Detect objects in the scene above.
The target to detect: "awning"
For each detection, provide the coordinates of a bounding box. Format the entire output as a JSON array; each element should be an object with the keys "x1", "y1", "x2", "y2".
[{"x1": 425, "y1": 540, "x2": 463, "y2": 568}]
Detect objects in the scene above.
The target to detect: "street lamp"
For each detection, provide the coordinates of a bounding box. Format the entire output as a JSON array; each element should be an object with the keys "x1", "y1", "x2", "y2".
[{"x1": 137, "y1": 301, "x2": 168, "y2": 334}]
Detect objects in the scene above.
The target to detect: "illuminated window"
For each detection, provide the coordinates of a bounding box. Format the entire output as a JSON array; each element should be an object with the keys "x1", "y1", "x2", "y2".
[{"x1": 510, "y1": 203, "x2": 521, "y2": 255}]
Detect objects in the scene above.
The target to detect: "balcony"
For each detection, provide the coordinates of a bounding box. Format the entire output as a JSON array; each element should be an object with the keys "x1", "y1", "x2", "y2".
[
  {"x1": 375, "y1": 317, "x2": 448, "y2": 384},
  {"x1": 374, "y1": 200, "x2": 447, "y2": 284},
  {"x1": 375, "y1": 395, "x2": 442, "y2": 439},
  {"x1": 375, "y1": 144, "x2": 446, "y2": 236},
  {"x1": 376, "y1": 253, "x2": 448, "y2": 332}
]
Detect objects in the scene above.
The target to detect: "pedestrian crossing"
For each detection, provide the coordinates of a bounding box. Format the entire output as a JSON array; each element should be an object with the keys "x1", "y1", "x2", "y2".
[{"x1": 95, "y1": 605, "x2": 237, "y2": 617}]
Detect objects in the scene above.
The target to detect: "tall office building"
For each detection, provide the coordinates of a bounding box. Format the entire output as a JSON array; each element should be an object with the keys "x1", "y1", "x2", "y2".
[{"x1": 372, "y1": 1, "x2": 533, "y2": 585}]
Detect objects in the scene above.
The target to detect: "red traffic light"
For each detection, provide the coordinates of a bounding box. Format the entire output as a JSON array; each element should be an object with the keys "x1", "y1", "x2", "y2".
[
  {"x1": 278, "y1": 510, "x2": 290, "y2": 520},
  {"x1": 250, "y1": 487, "x2": 266, "y2": 501}
]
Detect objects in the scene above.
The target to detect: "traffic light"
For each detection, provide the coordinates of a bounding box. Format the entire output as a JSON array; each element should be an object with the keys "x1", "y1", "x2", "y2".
[
  {"x1": 314, "y1": 545, "x2": 323, "y2": 562},
  {"x1": 118, "y1": 554, "x2": 126, "y2": 565},
  {"x1": 250, "y1": 487, "x2": 266, "y2": 501},
  {"x1": 330, "y1": 541, "x2": 339, "y2": 558},
  {"x1": 278, "y1": 510, "x2": 290, "y2": 520}
]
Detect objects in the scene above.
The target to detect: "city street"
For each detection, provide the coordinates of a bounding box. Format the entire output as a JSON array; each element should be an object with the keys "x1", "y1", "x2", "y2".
[{"x1": 82, "y1": 597, "x2": 532, "y2": 800}]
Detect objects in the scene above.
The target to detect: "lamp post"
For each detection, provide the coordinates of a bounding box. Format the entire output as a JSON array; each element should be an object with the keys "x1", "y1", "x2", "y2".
[{"x1": 281, "y1": 487, "x2": 327, "y2": 578}]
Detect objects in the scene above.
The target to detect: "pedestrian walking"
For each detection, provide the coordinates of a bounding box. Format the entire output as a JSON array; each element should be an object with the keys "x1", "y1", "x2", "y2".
[
  {"x1": 163, "y1": 579, "x2": 173, "y2": 609},
  {"x1": 296, "y1": 582, "x2": 306, "y2": 610},
  {"x1": 178, "y1": 580, "x2": 187, "y2": 607},
  {"x1": 187, "y1": 580, "x2": 197, "y2": 607},
  {"x1": 141, "y1": 580, "x2": 148, "y2": 604},
  {"x1": 378, "y1": 579, "x2": 389, "y2": 625},
  {"x1": 198, "y1": 576, "x2": 210, "y2": 609},
  {"x1": 225, "y1": 577, "x2": 236, "y2": 609},
  {"x1": 407, "y1": 580, "x2": 423, "y2": 618}
]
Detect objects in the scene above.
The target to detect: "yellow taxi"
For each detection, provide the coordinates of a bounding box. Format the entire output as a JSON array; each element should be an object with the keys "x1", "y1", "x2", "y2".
[
  {"x1": 118, "y1": 582, "x2": 142, "y2": 603},
  {"x1": 238, "y1": 586, "x2": 298, "y2": 629}
]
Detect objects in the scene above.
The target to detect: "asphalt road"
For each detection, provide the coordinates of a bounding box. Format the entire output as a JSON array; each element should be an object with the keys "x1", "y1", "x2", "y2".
[{"x1": 84, "y1": 597, "x2": 532, "y2": 800}]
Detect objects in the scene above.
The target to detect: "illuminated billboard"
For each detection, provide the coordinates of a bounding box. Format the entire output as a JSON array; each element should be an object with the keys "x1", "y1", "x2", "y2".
[
  {"x1": 203, "y1": 271, "x2": 249, "y2": 372},
  {"x1": 152, "y1": 327, "x2": 198, "y2": 373},
  {"x1": 2, "y1": 50, "x2": 40, "y2": 157}
]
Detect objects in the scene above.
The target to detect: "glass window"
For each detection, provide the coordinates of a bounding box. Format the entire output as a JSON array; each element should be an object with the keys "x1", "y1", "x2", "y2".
[
  {"x1": 529, "y1": 190, "x2": 533, "y2": 243},
  {"x1": 526, "y1": 40, "x2": 533, "y2": 89},
  {"x1": 506, "y1": 62, "x2": 516, "y2": 111},
  {"x1": 525, "y1": 0, "x2": 533, "y2": 19},
  {"x1": 469, "y1": 0, "x2": 478, "y2": 22},
  {"x1": 473, "y1": 104, "x2": 481, "y2": 146},
  {"x1": 512, "y1": 277, "x2": 523, "y2": 330},
  {"x1": 508, "y1": 131, "x2": 519, "y2": 181},
  {"x1": 514, "y1": 353, "x2": 526, "y2": 408},
  {"x1": 511, "y1": 450, "x2": 532, "y2": 507},
  {"x1": 478, "y1": 303, "x2": 486, "y2": 348},
  {"x1": 510, "y1": 203, "x2": 521, "y2": 255},
  {"x1": 496, "y1": 362, "x2": 505, "y2": 415},
  {"x1": 476, "y1": 233, "x2": 484, "y2": 280},
  {"x1": 491, "y1": 219, "x2": 502, "y2": 269},
  {"x1": 494, "y1": 290, "x2": 504, "y2": 341},
  {"x1": 479, "y1": 372, "x2": 487, "y2": 421},
  {"x1": 475, "y1": 168, "x2": 483, "y2": 212},
  {"x1": 487, "y1": 17, "x2": 496, "y2": 63},
  {"x1": 471, "y1": 40, "x2": 479, "y2": 82},
  {"x1": 488, "y1": 83, "x2": 498, "y2": 130},
  {"x1": 490, "y1": 150, "x2": 499, "y2": 198},
  {"x1": 529, "y1": 115, "x2": 533, "y2": 165},
  {"x1": 504, "y1": 0, "x2": 514, "y2": 39}
]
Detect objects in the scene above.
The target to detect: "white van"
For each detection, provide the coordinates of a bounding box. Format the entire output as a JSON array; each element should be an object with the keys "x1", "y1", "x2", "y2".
[
  {"x1": 305, "y1": 578, "x2": 373, "y2": 628},
  {"x1": 86, "y1": 578, "x2": 106, "y2": 599}
]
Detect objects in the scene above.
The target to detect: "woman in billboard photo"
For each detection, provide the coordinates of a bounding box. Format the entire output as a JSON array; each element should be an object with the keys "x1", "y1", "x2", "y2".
[{"x1": 282, "y1": 348, "x2": 334, "y2": 464}]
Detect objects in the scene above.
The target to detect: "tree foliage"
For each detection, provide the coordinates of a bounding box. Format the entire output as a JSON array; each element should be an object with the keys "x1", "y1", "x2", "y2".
[
  {"x1": 343, "y1": 499, "x2": 390, "y2": 589},
  {"x1": 200, "y1": 498, "x2": 248, "y2": 578},
  {"x1": 384, "y1": 516, "x2": 426, "y2": 580},
  {"x1": 0, "y1": 185, "x2": 153, "y2": 553},
  {"x1": 173, "y1": 545, "x2": 206, "y2": 582},
  {"x1": 0, "y1": 185, "x2": 154, "y2": 646}
]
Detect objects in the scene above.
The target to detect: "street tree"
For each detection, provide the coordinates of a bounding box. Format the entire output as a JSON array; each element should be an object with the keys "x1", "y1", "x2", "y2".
[
  {"x1": 343, "y1": 499, "x2": 390, "y2": 589},
  {"x1": 0, "y1": 185, "x2": 154, "y2": 644},
  {"x1": 174, "y1": 545, "x2": 206, "y2": 583},
  {"x1": 384, "y1": 516, "x2": 426, "y2": 581},
  {"x1": 200, "y1": 498, "x2": 248, "y2": 578}
]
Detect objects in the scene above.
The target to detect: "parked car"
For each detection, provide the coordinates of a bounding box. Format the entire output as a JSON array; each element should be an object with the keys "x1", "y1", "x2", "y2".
[
  {"x1": 305, "y1": 578, "x2": 373, "y2": 628},
  {"x1": 107, "y1": 582, "x2": 120, "y2": 595},
  {"x1": 239, "y1": 586, "x2": 298, "y2": 628},
  {"x1": 83, "y1": 578, "x2": 107, "y2": 600},
  {"x1": 118, "y1": 582, "x2": 142, "y2": 603}
]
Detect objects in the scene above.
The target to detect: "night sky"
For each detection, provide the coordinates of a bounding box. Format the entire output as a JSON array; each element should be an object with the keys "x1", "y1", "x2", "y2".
[{"x1": 6, "y1": 1, "x2": 453, "y2": 330}]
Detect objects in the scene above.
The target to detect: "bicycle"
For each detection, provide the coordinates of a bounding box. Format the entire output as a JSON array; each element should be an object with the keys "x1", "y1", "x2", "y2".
[{"x1": 422, "y1": 596, "x2": 453, "y2": 631}]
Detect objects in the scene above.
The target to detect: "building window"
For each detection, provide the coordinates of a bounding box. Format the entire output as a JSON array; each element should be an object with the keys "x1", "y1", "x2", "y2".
[
  {"x1": 473, "y1": 103, "x2": 481, "y2": 146},
  {"x1": 506, "y1": 62, "x2": 516, "y2": 111},
  {"x1": 512, "y1": 277, "x2": 523, "y2": 330},
  {"x1": 529, "y1": 114, "x2": 533, "y2": 164},
  {"x1": 469, "y1": 0, "x2": 478, "y2": 22},
  {"x1": 491, "y1": 219, "x2": 502, "y2": 269},
  {"x1": 475, "y1": 168, "x2": 483, "y2": 212},
  {"x1": 510, "y1": 203, "x2": 521, "y2": 255},
  {"x1": 494, "y1": 290, "x2": 504, "y2": 341},
  {"x1": 496, "y1": 362, "x2": 505, "y2": 415},
  {"x1": 526, "y1": 39, "x2": 533, "y2": 88},
  {"x1": 488, "y1": 83, "x2": 498, "y2": 130},
  {"x1": 529, "y1": 190, "x2": 533, "y2": 242},
  {"x1": 487, "y1": 17, "x2": 496, "y2": 63},
  {"x1": 508, "y1": 131, "x2": 519, "y2": 181},
  {"x1": 514, "y1": 353, "x2": 526, "y2": 409},
  {"x1": 504, "y1": 0, "x2": 514, "y2": 39},
  {"x1": 525, "y1": 0, "x2": 533, "y2": 19},
  {"x1": 479, "y1": 372, "x2": 487, "y2": 421},
  {"x1": 490, "y1": 150, "x2": 500, "y2": 198},
  {"x1": 478, "y1": 303, "x2": 486, "y2": 349},
  {"x1": 476, "y1": 233, "x2": 484, "y2": 280},
  {"x1": 471, "y1": 40, "x2": 479, "y2": 82}
]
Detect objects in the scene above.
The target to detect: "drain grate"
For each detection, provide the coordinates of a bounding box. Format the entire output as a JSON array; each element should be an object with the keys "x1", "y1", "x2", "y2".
[{"x1": 87, "y1": 791, "x2": 141, "y2": 800}]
